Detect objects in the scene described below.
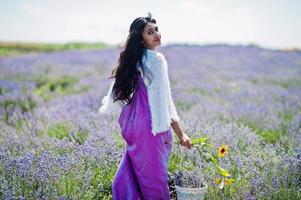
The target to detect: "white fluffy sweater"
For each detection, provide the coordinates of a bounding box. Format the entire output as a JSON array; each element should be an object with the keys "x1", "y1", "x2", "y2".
[{"x1": 99, "y1": 49, "x2": 180, "y2": 135}]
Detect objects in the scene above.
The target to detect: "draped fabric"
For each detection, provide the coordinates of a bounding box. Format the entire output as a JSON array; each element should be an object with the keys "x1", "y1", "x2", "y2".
[{"x1": 112, "y1": 74, "x2": 172, "y2": 199}]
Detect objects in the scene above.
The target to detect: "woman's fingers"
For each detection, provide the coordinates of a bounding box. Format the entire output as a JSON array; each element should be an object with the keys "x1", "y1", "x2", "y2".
[
  {"x1": 180, "y1": 138, "x2": 192, "y2": 149},
  {"x1": 186, "y1": 139, "x2": 192, "y2": 149}
]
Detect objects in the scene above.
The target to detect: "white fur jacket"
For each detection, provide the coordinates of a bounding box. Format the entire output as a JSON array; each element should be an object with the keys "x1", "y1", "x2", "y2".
[{"x1": 99, "y1": 49, "x2": 180, "y2": 136}]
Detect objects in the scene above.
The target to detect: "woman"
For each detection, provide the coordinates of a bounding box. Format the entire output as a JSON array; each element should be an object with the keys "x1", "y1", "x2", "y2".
[{"x1": 99, "y1": 13, "x2": 192, "y2": 200}]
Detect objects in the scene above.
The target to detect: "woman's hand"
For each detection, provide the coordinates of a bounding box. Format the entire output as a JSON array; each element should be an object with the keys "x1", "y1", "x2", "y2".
[
  {"x1": 178, "y1": 132, "x2": 192, "y2": 149},
  {"x1": 170, "y1": 119, "x2": 192, "y2": 149}
]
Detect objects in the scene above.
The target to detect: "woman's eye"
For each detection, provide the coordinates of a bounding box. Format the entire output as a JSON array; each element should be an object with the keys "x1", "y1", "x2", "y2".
[{"x1": 148, "y1": 31, "x2": 153, "y2": 34}]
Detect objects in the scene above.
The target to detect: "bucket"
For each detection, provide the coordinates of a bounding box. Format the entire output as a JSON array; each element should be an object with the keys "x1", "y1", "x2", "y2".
[{"x1": 175, "y1": 184, "x2": 207, "y2": 200}]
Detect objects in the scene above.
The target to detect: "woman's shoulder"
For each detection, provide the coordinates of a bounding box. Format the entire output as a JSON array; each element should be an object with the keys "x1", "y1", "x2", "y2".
[
  {"x1": 144, "y1": 49, "x2": 167, "y2": 64},
  {"x1": 145, "y1": 48, "x2": 164, "y2": 57}
]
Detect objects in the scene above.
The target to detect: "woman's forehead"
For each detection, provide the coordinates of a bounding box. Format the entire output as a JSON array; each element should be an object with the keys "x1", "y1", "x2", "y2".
[{"x1": 144, "y1": 23, "x2": 158, "y2": 31}]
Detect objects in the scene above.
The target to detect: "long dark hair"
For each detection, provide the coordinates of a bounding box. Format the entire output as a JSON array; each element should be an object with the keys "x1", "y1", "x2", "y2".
[{"x1": 110, "y1": 13, "x2": 156, "y2": 105}]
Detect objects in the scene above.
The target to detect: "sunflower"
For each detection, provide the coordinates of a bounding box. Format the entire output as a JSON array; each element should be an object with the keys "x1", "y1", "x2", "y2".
[{"x1": 218, "y1": 144, "x2": 228, "y2": 158}]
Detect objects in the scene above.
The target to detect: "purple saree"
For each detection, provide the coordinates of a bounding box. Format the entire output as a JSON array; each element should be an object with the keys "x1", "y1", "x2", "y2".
[{"x1": 112, "y1": 73, "x2": 172, "y2": 200}]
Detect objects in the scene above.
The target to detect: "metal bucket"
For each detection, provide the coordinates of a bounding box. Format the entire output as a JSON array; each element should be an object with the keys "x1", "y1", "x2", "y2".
[{"x1": 175, "y1": 184, "x2": 207, "y2": 200}]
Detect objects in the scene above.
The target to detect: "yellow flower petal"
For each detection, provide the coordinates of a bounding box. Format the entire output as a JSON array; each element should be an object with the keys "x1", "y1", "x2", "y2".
[
  {"x1": 215, "y1": 178, "x2": 222, "y2": 184},
  {"x1": 224, "y1": 178, "x2": 235, "y2": 185},
  {"x1": 218, "y1": 144, "x2": 228, "y2": 158}
]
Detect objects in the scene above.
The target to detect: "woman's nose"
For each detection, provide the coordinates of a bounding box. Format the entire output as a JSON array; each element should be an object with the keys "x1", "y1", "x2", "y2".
[{"x1": 155, "y1": 32, "x2": 161, "y2": 38}]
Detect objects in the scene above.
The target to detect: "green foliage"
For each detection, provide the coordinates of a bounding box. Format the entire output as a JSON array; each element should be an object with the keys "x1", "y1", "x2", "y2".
[
  {"x1": 259, "y1": 129, "x2": 282, "y2": 144},
  {"x1": 237, "y1": 119, "x2": 283, "y2": 144},
  {"x1": 235, "y1": 110, "x2": 297, "y2": 154},
  {"x1": 52, "y1": 156, "x2": 117, "y2": 199},
  {"x1": 0, "y1": 87, "x2": 6, "y2": 95},
  {"x1": 205, "y1": 178, "x2": 251, "y2": 200},
  {"x1": 217, "y1": 114, "x2": 231, "y2": 124},
  {"x1": 185, "y1": 87, "x2": 211, "y2": 96},
  {"x1": 270, "y1": 78, "x2": 301, "y2": 89},
  {"x1": 278, "y1": 110, "x2": 295, "y2": 123},
  {"x1": 41, "y1": 122, "x2": 89, "y2": 145},
  {"x1": 251, "y1": 78, "x2": 301, "y2": 89},
  {"x1": 55, "y1": 174, "x2": 78, "y2": 198},
  {"x1": 112, "y1": 131, "x2": 125, "y2": 150},
  {"x1": 214, "y1": 86, "x2": 221, "y2": 93},
  {"x1": 0, "y1": 96, "x2": 37, "y2": 122},
  {"x1": 89, "y1": 162, "x2": 117, "y2": 199},
  {"x1": 250, "y1": 78, "x2": 258, "y2": 84},
  {"x1": 168, "y1": 153, "x2": 182, "y2": 173},
  {"x1": 0, "y1": 153, "x2": 114, "y2": 199},
  {"x1": 175, "y1": 100, "x2": 193, "y2": 112},
  {"x1": 34, "y1": 75, "x2": 90, "y2": 101},
  {"x1": 47, "y1": 123, "x2": 69, "y2": 140},
  {"x1": 0, "y1": 41, "x2": 108, "y2": 56},
  {"x1": 69, "y1": 128, "x2": 89, "y2": 145}
]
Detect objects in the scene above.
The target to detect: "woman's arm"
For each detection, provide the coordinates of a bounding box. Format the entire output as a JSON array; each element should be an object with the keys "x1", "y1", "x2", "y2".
[
  {"x1": 99, "y1": 78, "x2": 124, "y2": 114},
  {"x1": 154, "y1": 52, "x2": 192, "y2": 148},
  {"x1": 171, "y1": 119, "x2": 192, "y2": 149}
]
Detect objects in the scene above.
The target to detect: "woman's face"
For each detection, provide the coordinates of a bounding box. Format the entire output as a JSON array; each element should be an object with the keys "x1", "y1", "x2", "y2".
[{"x1": 142, "y1": 22, "x2": 161, "y2": 50}]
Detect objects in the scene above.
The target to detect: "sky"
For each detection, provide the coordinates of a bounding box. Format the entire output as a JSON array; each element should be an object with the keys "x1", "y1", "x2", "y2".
[{"x1": 1, "y1": 0, "x2": 301, "y2": 49}]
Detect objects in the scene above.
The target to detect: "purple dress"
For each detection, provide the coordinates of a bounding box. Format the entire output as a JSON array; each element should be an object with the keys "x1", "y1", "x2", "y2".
[{"x1": 112, "y1": 73, "x2": 173, "y2": 200}]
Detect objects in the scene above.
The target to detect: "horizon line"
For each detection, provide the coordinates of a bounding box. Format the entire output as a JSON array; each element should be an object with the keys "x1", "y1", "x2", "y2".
[{"x1": 0, "y1": 40, "x2": 300, "y2": 52}]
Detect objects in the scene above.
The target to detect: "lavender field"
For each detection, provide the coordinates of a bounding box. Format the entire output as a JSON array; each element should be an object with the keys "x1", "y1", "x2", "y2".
[{"x1": 0, "y1": 44, "x2": 300, "y2": 199}]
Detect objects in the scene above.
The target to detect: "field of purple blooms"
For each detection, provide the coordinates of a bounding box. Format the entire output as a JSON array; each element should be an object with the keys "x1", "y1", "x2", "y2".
[{"x1": 0, "y1": 44, "x2": 300, "y2": 199}]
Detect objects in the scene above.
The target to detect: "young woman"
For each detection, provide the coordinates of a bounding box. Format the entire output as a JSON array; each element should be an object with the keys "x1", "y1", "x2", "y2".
[{"x1": 99, "y1": 13, "x2": 192, "y2": 200}]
